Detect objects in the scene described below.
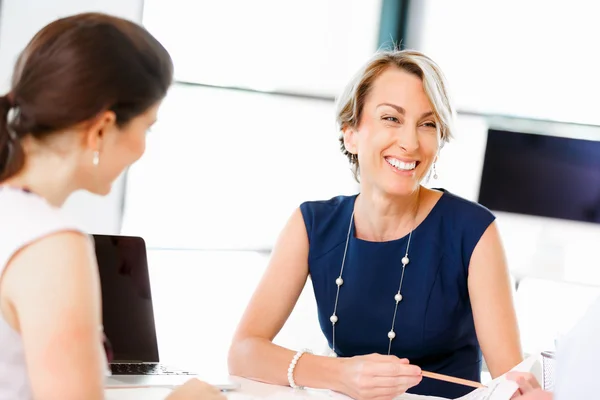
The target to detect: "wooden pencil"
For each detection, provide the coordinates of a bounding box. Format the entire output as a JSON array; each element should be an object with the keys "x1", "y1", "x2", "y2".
[{"x1": 422, "y1": 371, "x2": 486, "y2": 389}]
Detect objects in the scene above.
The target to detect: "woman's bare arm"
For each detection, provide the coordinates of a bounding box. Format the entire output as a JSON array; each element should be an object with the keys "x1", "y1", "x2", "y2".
[
  {"x1": 0, "y1": 231, "x2": 106, "y2": 400},
  {"x1": 227, "y1": 208, "x2": 344, "y2": 390},
  {"x1": 468, "y1": 222, "x2": 523, "y2": 377}
]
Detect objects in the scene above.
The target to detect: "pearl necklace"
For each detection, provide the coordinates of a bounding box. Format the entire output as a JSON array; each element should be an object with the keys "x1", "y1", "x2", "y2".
[{"x1": 329, "y1": 211, "x2": 414, "y2": 356}]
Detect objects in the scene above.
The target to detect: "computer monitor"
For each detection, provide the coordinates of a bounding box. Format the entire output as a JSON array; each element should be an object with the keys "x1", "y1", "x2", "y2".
[{"x1": 478, "y1": 128, "x2": 600, "y2": 224}]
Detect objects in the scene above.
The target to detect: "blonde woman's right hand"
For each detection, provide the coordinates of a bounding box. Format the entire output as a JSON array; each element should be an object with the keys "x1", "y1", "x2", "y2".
[
  {"x1": 339, "y1": 353, "x2": 422, "y2": 400},
  {"x1": 166, "y1": 378, "x2": 226, "y2": 400}
]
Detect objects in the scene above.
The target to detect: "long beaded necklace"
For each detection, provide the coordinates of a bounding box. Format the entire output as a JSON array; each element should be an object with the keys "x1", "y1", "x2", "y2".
[{"x1": 329, "y1": 204, "x2": 416, "y2": 356}]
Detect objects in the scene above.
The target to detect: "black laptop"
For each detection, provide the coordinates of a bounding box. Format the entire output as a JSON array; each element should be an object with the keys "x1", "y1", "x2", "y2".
[{"x1": 93, "y1": 234, "x2": 238, "y2": 390}]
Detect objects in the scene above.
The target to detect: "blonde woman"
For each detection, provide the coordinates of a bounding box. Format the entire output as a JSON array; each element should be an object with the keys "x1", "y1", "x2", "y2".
[
  {"x1": 228, "y1": 50, "x2": 522, "y2": 399},
  {"x1": 0, "y1": 13, "x2": 223, "y2": 400}
]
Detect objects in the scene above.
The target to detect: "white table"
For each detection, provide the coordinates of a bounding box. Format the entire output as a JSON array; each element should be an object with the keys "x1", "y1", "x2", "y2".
[
  {"x1": 104, "y1": 376, "x2": 444, "y2": 399},
  {"x1": 105, "y1": 376, "x2": 350, "y2": 399}
]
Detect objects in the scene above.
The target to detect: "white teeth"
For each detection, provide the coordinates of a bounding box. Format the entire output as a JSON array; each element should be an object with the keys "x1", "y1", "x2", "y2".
[{"x1": 385, "y1": 157, "x2": 416, "y2": 171}]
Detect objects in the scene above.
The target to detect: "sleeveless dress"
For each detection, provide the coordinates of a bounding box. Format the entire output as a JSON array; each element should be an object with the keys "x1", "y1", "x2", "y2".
[
  {"x1": 0, "y1": 187, "x2": 86, "y2": 400},
  {"x1": 300, "y1": 189, "x2": 496, "y2": 398}
]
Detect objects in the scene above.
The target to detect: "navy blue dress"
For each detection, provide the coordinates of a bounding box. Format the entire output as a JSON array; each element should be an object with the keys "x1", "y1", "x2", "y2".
[{"x1": 300, "y1": 190, "x2": 495, "y2": 398}]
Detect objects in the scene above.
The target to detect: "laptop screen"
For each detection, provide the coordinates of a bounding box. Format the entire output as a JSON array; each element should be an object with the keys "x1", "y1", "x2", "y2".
[{"x1": 93, "y1": 234, "x2": 160, "y2": 363}]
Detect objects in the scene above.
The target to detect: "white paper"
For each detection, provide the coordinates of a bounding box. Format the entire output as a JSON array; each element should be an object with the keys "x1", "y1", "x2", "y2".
[
  {"x1": 395, "y1": 380, "x2": 517, "y2": 400},
  {"x1": 395, "y1": 355, "x2": 539, "y2": 400}
]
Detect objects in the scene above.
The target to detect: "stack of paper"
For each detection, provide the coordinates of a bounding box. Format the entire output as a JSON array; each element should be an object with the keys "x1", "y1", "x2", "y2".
[{"x1": 397, "y1": 356, "x2": 540, "y2": 400}]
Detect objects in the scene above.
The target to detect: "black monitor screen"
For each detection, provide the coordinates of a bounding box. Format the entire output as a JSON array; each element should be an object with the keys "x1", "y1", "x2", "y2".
[
  {"x1": 478, "y1": 129, "x2": 600, "y2": 224},
  {"x1": 93, "y1": 234, "x2": 159, "y2": 362}
]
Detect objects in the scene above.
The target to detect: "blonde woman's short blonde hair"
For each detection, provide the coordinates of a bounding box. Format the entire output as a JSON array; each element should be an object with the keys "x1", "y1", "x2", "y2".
[{"x1": 336, "y1": 49, "x2": 455, "y2": 181}]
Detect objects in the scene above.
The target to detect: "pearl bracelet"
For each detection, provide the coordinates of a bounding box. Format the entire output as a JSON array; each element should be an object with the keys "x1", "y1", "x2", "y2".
[{"x1": 287, "y1": 348, "x2": 312, "y2": 389}]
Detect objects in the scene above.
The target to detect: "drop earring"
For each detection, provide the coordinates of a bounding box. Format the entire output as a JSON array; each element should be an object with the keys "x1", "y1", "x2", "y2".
[
  {"x1": 433, "y1": 162, "x2": 438, "y2": 179},
  {"x1": 92, "y1": 151, "x2": 100, "y2": 166}
]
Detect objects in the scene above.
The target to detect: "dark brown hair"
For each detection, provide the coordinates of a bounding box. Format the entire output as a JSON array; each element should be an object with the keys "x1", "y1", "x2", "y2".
[{"x1": 0, "y1": 12, "x2": 174, "y2": 181}]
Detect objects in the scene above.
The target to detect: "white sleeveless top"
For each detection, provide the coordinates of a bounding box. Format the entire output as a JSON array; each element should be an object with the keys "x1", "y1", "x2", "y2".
[{"x1": 0, "y1": 187, "x2": 86, "y2": 400}]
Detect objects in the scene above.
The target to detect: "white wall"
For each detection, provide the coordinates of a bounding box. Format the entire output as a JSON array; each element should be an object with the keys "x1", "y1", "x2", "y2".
[
  {"x1": 121, "y1": 84, "x2": 359, "y2": 251},
  {"x1": 0, "y1": 0, "x2": 143, "y2": 233}
]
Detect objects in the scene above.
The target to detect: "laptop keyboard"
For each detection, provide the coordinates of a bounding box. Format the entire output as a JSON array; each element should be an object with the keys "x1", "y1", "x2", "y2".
[{"x1": 110, "y1": 363, "x2": 195, "y2": 375}]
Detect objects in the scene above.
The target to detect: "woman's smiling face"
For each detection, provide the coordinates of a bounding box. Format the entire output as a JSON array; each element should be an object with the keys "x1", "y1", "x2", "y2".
[{"x1": 342, "y1": 66, "x2": 441, "y2": 195}]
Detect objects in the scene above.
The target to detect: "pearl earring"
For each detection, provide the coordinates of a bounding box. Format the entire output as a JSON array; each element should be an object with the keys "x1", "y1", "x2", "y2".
[
  {"x1": 92, "y1": 151, "x2": 100, "y2": 166},
  {"x1": 433, "y1": 162, "x2": 438, "y2": 179}
]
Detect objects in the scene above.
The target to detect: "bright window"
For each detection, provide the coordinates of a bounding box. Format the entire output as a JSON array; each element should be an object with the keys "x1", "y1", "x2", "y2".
[
  {"x1": 142, "y1": 0, "x2": 382, "y2": 97},
  {"x1": 408, "y1": 0, "x2": 600, "y2": 125}
]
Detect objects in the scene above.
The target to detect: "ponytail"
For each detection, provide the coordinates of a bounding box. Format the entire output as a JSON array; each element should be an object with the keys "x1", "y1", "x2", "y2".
[{"x1": 0, "y1": 93, "x2": 25, "y2": 182}]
